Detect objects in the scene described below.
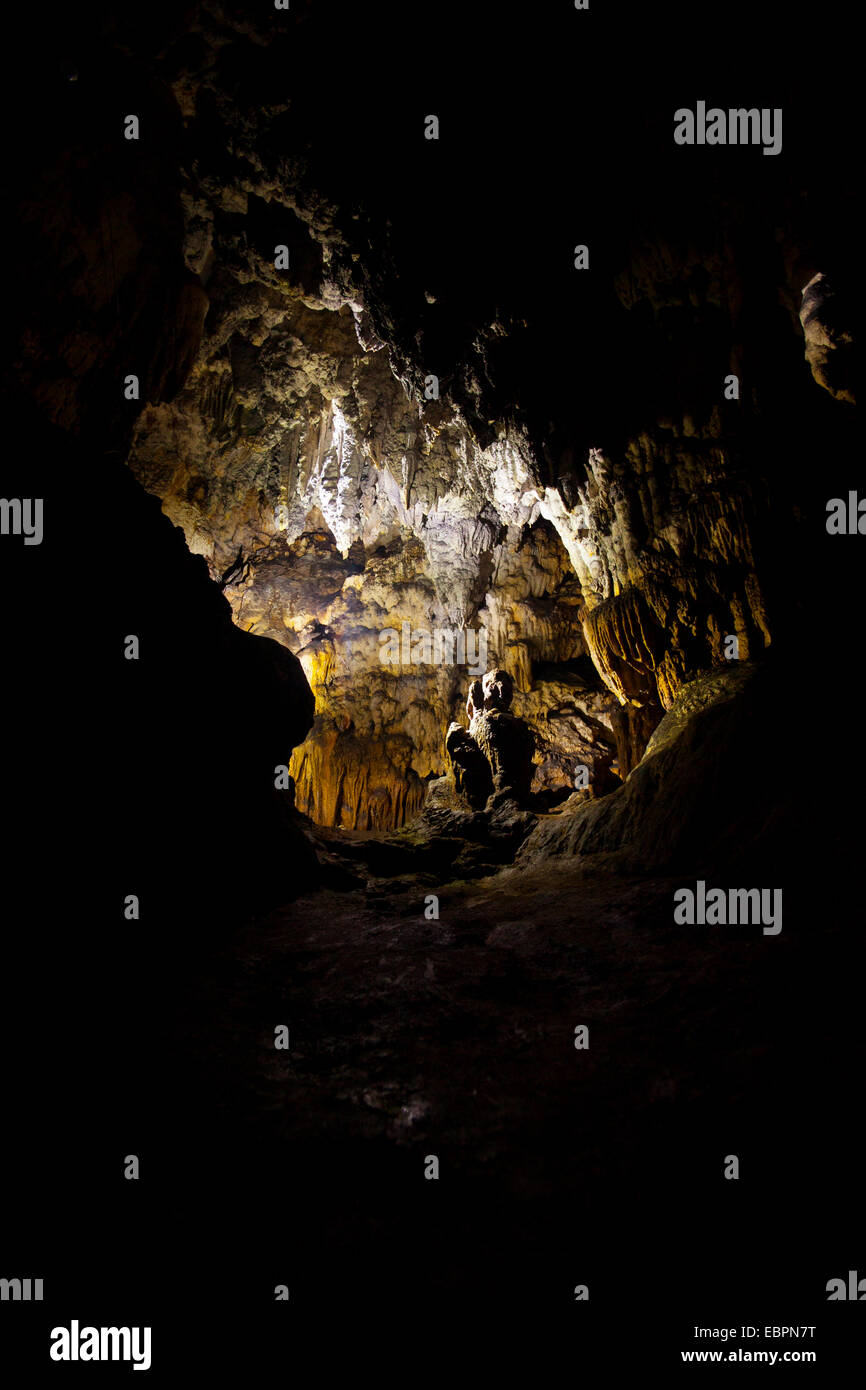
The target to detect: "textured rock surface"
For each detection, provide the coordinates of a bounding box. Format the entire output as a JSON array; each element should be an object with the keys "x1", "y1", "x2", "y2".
[
  {"x1": 6, "y1": 24, "x2": 320, "y2": 916},
  {"x1": 446, "y1": 719, "x2": 494, "y2": 810},
  {"x1": 514, "y1": 661, "x2": 791, "y2": 876},
  {"x1": 11, "y1": 2, "x2": 856, "y2": 836},
  {"x1": 92, "y1": 6, "x2": 849, "y2": 829},
  {"x1": 446, "y1": 668, "x2": 536, "y2": 808},
  {"x1": 799, "y1": 272, "x2": 855, "y2": 405},
  {"x1": 470, "y1": 671, "x2": 536, "y2": 803},
  {"x1": 158, "y1": 633, "x2": 862, "y2": 1312}
]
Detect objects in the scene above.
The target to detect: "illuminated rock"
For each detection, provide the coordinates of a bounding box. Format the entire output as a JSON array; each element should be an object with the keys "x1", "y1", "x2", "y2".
[
  {"x1": 445, "y1": 668, "x2": 536, "y2": 809},
  {"x1": 799, "y1": 272, "x2": 855, "y2": 405}
]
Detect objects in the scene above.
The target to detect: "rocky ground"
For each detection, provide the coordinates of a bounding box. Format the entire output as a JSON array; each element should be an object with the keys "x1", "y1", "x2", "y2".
[
  {"x1": 153, "y1": 660, "x2": 862, "y2": 1317},
  {"x1": 159, "y1": 818, "x2": 861, "y2": 1317}
]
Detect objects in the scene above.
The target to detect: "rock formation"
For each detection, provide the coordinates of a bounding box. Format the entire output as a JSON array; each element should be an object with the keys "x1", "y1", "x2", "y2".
[
  {"x1": 445, "y1": 718, "x2": 494, "y2": 810},
  {"x1": 11, "y1": 4, "x2": 825, "y2": 831},
  {"x1": 446, "y1": 668, "x2": 536, "y2": 809},
  {"x1": 799, "y1": 272, "x2": 855, "y2": 405},
  {"x1": 8, "y1": 1, "x2": 856, "y2": 845}
]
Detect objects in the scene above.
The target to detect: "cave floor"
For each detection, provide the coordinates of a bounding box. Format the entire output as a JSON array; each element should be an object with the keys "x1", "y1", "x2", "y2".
[{"x1": 160, "y1": 833, "x2": 861, "y2": 1312}]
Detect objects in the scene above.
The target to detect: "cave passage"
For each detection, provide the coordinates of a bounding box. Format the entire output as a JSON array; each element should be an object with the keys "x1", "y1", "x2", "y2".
[{"x1": 1, "y1": 0, "x2": 862, "y2": 1372}]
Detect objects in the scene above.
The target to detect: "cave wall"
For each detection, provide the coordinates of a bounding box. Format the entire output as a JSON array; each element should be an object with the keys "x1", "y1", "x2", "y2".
[
  {"x1": 13, "y1": 0, "x2": 854, "y2": 833},
  {"x1": 116, "y1": 21, "x2": 628, "y2": 827},
  {"x1": 6, "y1": 14, "x2": 319, "y2": 914}
]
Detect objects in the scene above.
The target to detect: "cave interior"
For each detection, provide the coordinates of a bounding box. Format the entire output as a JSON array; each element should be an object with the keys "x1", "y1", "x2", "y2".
[{"x1": 1, "y1": 0, "x2": 862, "y2": 1366}]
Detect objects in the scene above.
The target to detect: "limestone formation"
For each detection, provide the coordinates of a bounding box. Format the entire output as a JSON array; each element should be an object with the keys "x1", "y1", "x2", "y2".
[
  {"x1": 514, "y1": 662, "x2": 789, "y2": 877},
  {"x1": 799, "y1": 273, "x2": 855, "y2": 405},
  {"x1": 9, "y1": 0, "x2": 851, "y2": 831},
  {"x1": 446, "y1": 669, "x2": 536, "y2": 809},
  {"x1": 480, "y1": 669, "x2": 515, "y2": 714},
  {"x1": 445, "y1": 720, "x2": 493, "y2": 809}
]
